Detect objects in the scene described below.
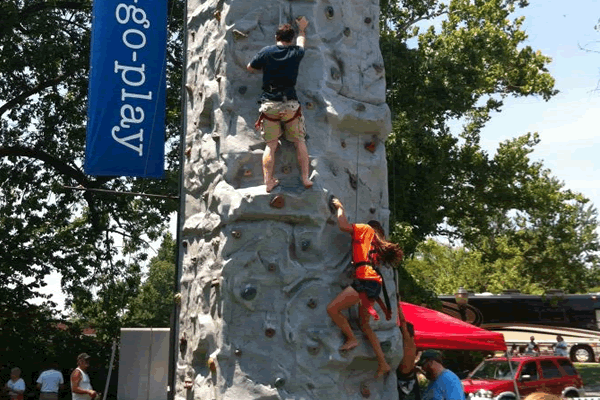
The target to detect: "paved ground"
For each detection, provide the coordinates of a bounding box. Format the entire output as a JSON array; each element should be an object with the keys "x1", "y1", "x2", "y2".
[{"x1": 585, "y1": 384, "x2": 600, "y2": 396}]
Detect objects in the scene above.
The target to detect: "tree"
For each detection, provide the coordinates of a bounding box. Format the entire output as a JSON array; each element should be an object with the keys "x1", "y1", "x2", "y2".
[
  {"x1": 380, "y1": 0, "x2": 558, "y2": 255},
  {"x1": 0, "y1": 0, "x2": 183, "y2": 325},
  {"x1": 123, "y1": 233, "x2": 175, "y2": 328}
]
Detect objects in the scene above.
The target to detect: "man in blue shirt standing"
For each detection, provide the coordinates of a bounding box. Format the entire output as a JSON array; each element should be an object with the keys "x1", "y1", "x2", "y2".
[
  {"x1": 247, "y1": 17, "x2": 313, "y2": 192},
  {"x1": 419, "y1": 350, "x2": 465, "y2": 400}
]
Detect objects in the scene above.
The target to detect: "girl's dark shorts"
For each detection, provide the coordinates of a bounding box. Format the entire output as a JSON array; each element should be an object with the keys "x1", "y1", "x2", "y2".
[{"x1": 351, "y1": 279, "x2": 381, "y2": 300}]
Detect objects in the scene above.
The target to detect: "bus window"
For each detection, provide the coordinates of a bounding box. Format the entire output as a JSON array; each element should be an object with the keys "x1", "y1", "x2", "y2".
[{"x1": 596, "y1": 309, "x2": 600, "y2": 330}]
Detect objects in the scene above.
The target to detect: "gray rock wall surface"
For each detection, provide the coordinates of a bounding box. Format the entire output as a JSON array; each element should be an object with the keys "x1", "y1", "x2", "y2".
[{"x1": 177, "y1": 0, "x2": 402, "y2": 398}]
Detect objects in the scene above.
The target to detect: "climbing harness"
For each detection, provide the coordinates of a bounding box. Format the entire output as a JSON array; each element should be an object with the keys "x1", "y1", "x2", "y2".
[{"x1": 254, "y1": 105, "x2": 303, "y2": 131}]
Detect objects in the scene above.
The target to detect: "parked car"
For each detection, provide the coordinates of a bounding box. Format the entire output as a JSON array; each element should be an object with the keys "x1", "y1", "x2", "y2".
[{"x1": 462, "y1": 355, "x2": 585, "y2": 399}]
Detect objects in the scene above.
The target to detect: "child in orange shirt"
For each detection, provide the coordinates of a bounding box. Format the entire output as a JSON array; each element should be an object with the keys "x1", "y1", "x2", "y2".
[{"x1": 327, "y1": 197, "x2": 404, "y2": 378}]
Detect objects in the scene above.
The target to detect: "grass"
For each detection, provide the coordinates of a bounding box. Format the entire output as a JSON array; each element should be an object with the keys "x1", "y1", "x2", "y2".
[{"x1": 574, "y1": 363, "x2": 600, "y2": 386}]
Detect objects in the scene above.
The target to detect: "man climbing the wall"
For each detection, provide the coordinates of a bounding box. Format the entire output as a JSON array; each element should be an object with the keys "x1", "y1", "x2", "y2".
[{"x1": 247, "y1": 16, "x2": 313, "y2": 193}]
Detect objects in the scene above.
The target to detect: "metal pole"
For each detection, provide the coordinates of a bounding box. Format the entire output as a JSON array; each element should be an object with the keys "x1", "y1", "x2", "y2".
[
  {"x1": 102, "y1": 340, "x2": 117, "y2": 400},
  {"x1": 167, "y1": 0, "x2": 188, "y2": 398},
  {"x1": 505, "y1": 350, "x2": 521, "y2": 400}
]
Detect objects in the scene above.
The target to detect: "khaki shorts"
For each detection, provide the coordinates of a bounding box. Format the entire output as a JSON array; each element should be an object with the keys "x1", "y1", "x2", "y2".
[{"x1": 258, "y1": 100, "x2": 305, "y2": 143}]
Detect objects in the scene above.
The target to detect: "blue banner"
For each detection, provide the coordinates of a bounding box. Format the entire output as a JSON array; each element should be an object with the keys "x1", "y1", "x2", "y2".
[{"x1": 85, "y1": 0, "x2": 168, "y2": 178}]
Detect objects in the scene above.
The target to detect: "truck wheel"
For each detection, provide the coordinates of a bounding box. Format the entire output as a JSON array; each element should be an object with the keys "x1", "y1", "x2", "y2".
[
  {"x1": 564, "y1": 390, "x2": 580, "y2": 398},
  {"x1": 498, "y1": 394, "x2": 516, "y2": 400},
  {"x1": 570, "y1": 345, "x2": 594, "y2": 363}
]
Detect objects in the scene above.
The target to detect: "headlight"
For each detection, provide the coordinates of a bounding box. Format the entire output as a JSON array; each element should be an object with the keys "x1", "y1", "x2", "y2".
[{"x1": 477, "y1": 389, "x2": 493, "y2": 398}]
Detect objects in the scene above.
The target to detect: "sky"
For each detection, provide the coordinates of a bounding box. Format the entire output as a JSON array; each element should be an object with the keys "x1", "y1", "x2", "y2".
[{"x1": 36, "y1": 1, "x2": 600, "y2": 311}]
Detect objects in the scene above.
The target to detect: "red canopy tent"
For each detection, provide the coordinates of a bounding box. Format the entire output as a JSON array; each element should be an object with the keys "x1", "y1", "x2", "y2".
[{"x1": 400, "y1": 302, "x2": 506, "y2": 352}]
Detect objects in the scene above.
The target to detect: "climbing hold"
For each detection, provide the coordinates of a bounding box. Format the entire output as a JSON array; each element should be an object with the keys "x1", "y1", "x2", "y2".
[
  {"x1": 232, "y1": 230, "x2": 241, "y2": 239},
  {"x1": 325, "y1": 6, "x2": 334, "y2": 19},
  {"x1": 372, "y1": 64, "x2": 384, "y2": 74},
  {"x1": 184, "y1": 379, "x2": 193, "y2": 390},
  {"x1": 307, "y1": 298, "x2": 317, "y2": 309},
  {"x1": 301, "y1": 240, "x2": 310, "y2": 251},
  {"x1": 307, "y1": 346, "x2": 320, "y2": 355},
  {"x1": 207, "y1": 357, "x2": 217, "y2": 373},
  {"x1": 341, "y1": 140, "x2": 346, "y2": 148},
  {"x1": 328, "y1": 195, "x2": 338, "y2": 214},
  {"x1": 232, "y1": 29, "x2": 248, "y2": 39},
  {"x1": 354, "y1": 103, "x2": 366, "y2": 112},
  {"x1": 174, "y1": 293, "x2": 182, "y2": 305},
  {"x1": 270, "y1": 194, "x2": 285, "y2": 209},
  {"x1": 349, "y1": 173, "x2": 357, "y2": 190},
  {"x1": 235, "y1": 349, "x2": 242, "y2": 357},
  {"x1": 265, "y1": 328, "x2": 275, "y2": 338},
  {"x1": 364, "y1": 141, "x2": 376, "y2": 153},
  {"x1": 305, "y1": 101, "x2": 314, "y2": 110},
  {"x1": 369, "y1": 207, "x2": 376, "y2": 214},
  {"x1": 182, "y1": 240, "x2": 189, "y2": 248},
  {"x1": 185, "y1": 147, "x2": 192, "y2": 158},
  {"x1": 179, "y1": 334, "x2": 188, "y2": 357},
  {"x1": 274, "y1": 377, "x2": 286, "y2": 388},
  {"x1": 267, "y1": 263, "x2": 277, "y2": 272},
  {"x1": 343, "y1": 27, "x2": 351, "y2": 37},
  {"x1": 214, "y1": 10, "x2": 221, "y2": 21},
  {"x1": 330, "y1": 67, "x2": 341, "y2": 80},
  {"x1": 243, "y1": 168, "x2": 252, "y2": 177},
  {"x1": 364, "y1": 17, "x2": 372, "y2": 24},
  {"x1": 281, "y1": 165, "x2": 291, "y2": 174},
  {"x1": 241, "y1": 285, "x2": 257, "y2": 301},
  {"x1": 361, "y1": 383, "x2": 371, "y2": 398},
  {"x1": 238, "y1": 86, "x2": 247, "y2": 95}
]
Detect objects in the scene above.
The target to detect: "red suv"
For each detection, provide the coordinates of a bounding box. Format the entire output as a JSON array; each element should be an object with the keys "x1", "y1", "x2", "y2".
[{"x1": 462, "y1": 355, "x2": 585, "y2": 399}]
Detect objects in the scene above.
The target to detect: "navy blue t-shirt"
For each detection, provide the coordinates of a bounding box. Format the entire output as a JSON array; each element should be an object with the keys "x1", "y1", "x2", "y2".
[{"x1": 249, "y1": 44, "x2": 305, "y2": 101}]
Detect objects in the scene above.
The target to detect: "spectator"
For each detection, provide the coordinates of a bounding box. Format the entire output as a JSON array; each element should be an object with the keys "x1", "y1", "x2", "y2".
[
  {"x1": 418, "y1": 350, "x2": 465, "y2": 400},
  {"x1": 510, "y1": 344, "x2": 519, "y2": 356},
  {"x1": 523, "y1": 393, "x2": 561, "y2": 400},
  {"x1": 37, "y1": 362, "x2": 64, "y2": 400},
  {"x1": 70, "y1": 354, "x2": 97, "y2": 400},
  {"x1": 552, "y1": 335, "x2": 568, "y2": 357},
  {"x1": 4, "y1": 367, "x2": 25, "y2": 400},
  {"x1": 525, "y1": 336, "x2": 539, "y2": 355},
  {"x1": 397, "y1": 303, "x2": 420, "y2": 400}
]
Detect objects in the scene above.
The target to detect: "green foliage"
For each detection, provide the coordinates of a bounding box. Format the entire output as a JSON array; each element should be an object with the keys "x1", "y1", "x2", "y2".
[
  {"x1": 123, "y1": 233, "x2": 176, "y2": 328},
  {"x1": 380, "y1": 0, "x2": 599, "y2": 298},
  {"x1": 0, "y1": 0, "x2": 183, "y2": 337},
  {"x1": 381, "y1": 0, "x2": 557, "y2": 255}
]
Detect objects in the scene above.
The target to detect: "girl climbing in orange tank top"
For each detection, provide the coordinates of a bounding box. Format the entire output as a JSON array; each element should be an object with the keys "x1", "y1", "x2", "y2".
[{"x1": 326, "y1": 196, "x2": 404, "y2": 379}]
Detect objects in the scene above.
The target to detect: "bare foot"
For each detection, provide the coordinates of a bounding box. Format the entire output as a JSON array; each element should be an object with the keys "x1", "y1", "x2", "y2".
[
  {"x1": 375, "y1": 362, "x2": 391, "y2": 379},
  {"x1": 265, "y1": 179, "x2": 280, "y2": 193},
  {"x1": 302, "y1": 179, "x2": 313, "y2": 189},
  {"x1": 339, "y1": 339, "x2": 359, "y2": 352}
]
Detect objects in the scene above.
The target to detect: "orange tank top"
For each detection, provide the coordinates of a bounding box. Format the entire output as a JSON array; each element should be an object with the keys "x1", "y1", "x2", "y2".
[{"x1": 352, "y1": 224, "x2": 382, "y2": 284}]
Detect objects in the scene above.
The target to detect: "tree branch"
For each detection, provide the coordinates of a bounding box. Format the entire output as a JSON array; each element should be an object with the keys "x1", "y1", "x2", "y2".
[
  {"x1": 0, "y1": 75, "x2": 68, "y2": 118},
  {"x1": 0, "y1": 145, "x2": 88, "y2": 185},
  {"x1": 20, "y1": 1, "x2": 90, "y2": 17}
]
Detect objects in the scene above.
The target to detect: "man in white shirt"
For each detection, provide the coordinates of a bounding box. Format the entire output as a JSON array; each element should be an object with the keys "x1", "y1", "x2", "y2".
[
  {"x1": 37, "y1": 362, "x2": 64, "y2": 400},
  {"x1": 70, "y1": 353, "x2": 97, "y2": 400}
]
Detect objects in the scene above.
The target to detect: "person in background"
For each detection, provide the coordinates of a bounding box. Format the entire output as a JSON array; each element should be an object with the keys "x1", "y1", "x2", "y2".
[
  {"x1": 522, "y1": 393, "x2": 562, "y2": 400},
  {"x1": 397, "y1": 301, "x2": 420, "y2": 400},
  {"x1": 551, "y1": 335, "x2": 568, "y2": 357},
  {"x1": 525, "y1": 336, "x2": 539, "y2": 355},
  {"x1": 4, "y1": 367, "x2": 25, "y2": 400},
  {"x1": 37, "y1": 361, "x2": 64, "y2": 400},
  {"x1": 70, "y1": 353, "x2": 97, "y2": 400},
  {"x1": 419, "y1": 350, "x2": 465, "y2": 400}
]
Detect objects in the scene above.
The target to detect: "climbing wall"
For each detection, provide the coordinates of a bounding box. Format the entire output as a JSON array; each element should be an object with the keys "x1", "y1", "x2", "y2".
[{"x1": 177, "y1": 0, "x2": 402, "y2": 399}]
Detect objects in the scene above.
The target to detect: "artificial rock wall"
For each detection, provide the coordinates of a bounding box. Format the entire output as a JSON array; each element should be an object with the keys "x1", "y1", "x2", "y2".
[{"x1": 177, "y1": 0, "x2": 402, "y2": 399}]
